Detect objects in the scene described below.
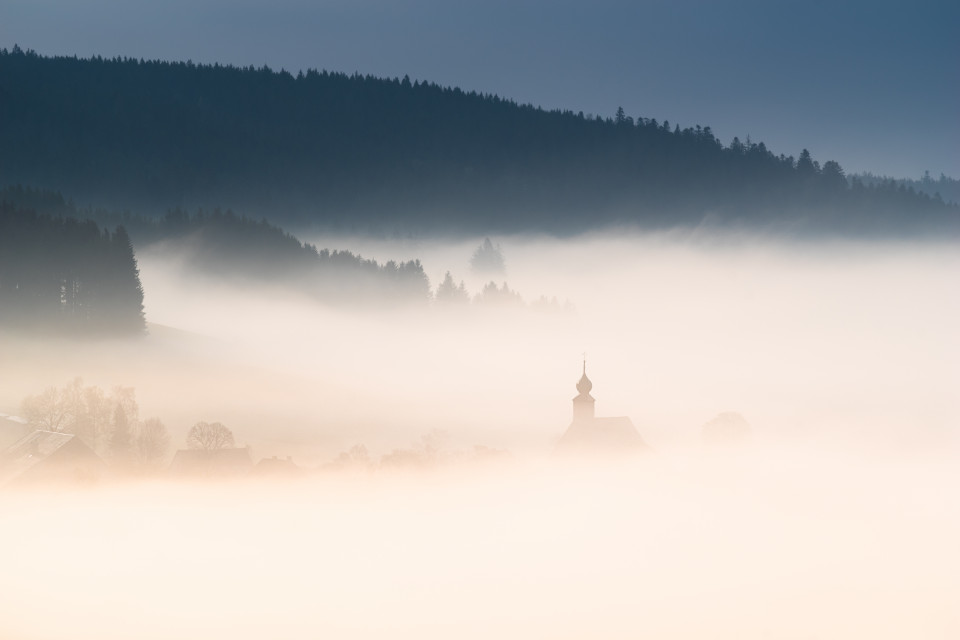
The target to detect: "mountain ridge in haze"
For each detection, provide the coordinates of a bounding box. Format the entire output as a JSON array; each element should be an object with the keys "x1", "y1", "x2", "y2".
[{"x1": 0, "y1": 46, "x2": 955, "y2": 235}]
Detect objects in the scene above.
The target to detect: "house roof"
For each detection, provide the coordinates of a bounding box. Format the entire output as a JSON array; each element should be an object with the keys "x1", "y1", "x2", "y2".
[
  {"x1": 702, "y1": 412, "x2": 752, "y2": 445},
  {"x1": 253, "y1": 456, "x2": 301, "y2": 476},
  {"x1": 169, "y1": 448, "x2": 254, "y2": 476},
  {"x1": 0, "y1": 430, "x2": 105, "y2": 486},
  {"x1": 0, "y1": 415, "x2": 31, "y2": 450}
]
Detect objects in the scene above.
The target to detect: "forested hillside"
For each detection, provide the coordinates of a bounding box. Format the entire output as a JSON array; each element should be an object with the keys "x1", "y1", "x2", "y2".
[
  {"x1": 0, "y1": 186, "x2": 432, "y2": 307},
  {"x1": 0, "y1": 47, "x2": 955, "y2": 234},
  {"x1": 851, "y1": 172, "x2": 960, "y2": 206},
  {"x1": 136, "y1": 207, "x2": 432, "y2": 304},
  {"x1": 0, "y1": 200, "x2": 145, "y2": 335}
]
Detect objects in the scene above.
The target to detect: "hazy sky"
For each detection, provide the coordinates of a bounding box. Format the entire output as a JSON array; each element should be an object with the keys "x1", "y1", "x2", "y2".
[{"x1": 2, "y1": 0, "x2": 957, "y2": 178}]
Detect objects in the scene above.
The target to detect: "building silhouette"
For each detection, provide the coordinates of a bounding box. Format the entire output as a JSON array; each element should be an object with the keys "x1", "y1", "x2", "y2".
[
  {"x1": 253, "y1": 456, "x2": 302, "y2": 477},
  {"x1": 556, "y1": 362, "x2": 652, "y2": 456},
  {"x1": 701, "y1": 411, "x2": 752, "y2": 445},
  {"x1": 0, "y1": 430, "x2": 107, "y2": 486},
  {"x1": 0, "y1": 413, "x2": 30, "y2": 450},
  {"x1": 169, "y1": 448, "x2": 254, "y2": 478}
]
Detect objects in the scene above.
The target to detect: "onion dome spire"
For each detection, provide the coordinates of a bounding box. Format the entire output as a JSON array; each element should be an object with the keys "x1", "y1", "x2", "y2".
[{"x1": 576, "y1": 357, "x2": 592, "y2": 394}]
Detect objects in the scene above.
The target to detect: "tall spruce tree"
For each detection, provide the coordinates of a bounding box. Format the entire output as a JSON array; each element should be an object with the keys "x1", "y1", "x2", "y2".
[
  {"x1": 0, "y1": 204, "x2": 147, "y2": 335},
  {"x1": 106, "y1": 226, "x2": 146, "y2": 334}
]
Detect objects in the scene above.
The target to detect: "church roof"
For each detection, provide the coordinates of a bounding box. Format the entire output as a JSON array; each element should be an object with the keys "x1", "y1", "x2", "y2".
[
  {"x1": 559, "y1": 360, "x2": 653, "y2": 456},
  {"x1": 556, "y1": 416, "x2": 652, "y2": 455}
]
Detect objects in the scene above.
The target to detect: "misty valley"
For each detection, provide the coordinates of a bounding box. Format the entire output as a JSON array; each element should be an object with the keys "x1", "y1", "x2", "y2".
[
  {"x1": 5, "y1": 201, "x2": 955, "y2": 472},
  {"x1": 2, "y1": 206, "x2": 958, "y2": 639},
  {"x1": 1, "y1": 46, "x2": 958, "y2": 640}
]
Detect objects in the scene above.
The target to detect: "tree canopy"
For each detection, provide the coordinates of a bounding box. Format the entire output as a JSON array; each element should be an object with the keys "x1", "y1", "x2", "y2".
[
  {"x1": 186, "y1": 421, "x2": 235, "y2": 451},
  {"x1": 0, "y1": 189, "x2": 432, "y2": 308}
]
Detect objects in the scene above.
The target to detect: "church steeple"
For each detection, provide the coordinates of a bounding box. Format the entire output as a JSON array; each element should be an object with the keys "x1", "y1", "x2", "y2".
[
  {"x1": 572, "y1": 359, "x2": 595, "y2": 423},
  {"x1": 557, "y1": 356, "x2": 652, "y2": 456},
  {"x1": 576, "y1": 358, "x2": 593, "y2": 395}
]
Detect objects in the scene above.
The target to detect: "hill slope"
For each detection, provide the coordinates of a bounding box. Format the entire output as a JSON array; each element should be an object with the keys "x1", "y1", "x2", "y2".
[{"x1": 0, "y1": 47, "x2": 955, "y2": 234}]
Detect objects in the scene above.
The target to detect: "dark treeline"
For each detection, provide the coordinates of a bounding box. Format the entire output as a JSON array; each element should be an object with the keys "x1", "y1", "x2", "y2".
[
  {"x1": 0, "y1": 198, "x2": 145, "y2": 336},
  {"x1": 0, "y1": 186, "x2": 431, "y2": 305},
  {"x1": 1, "y1": 47, "x2": 955, "y2": 235},
  {"x1": 851, "y1": 171, "x2": 960, "y2": 207},
  {"x1": 144, "y1": 207, "x2": 432, "y2": 304}
]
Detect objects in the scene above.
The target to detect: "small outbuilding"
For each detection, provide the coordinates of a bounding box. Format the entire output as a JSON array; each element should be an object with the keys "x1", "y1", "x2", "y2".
[{"x1": 701, "y1": 412, "x2": 752, "y2": 445}]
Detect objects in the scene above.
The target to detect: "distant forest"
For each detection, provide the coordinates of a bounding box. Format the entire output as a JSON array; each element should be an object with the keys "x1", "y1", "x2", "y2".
[
  {"x1": 140, "y1": 206, "x2": 432, "y2": 304},
  {"x1": 1, "y1": 47, "x2": 955, "y2": 235},
  {"x1": 850, "y1": 172, "x2": 960, "y2": 207},
  {"x1": 0, "y1": 198, "x2": 145, "y2": 335},
  {"x1": 0, "y1": 186, "x2": 431, "y2": 307}
]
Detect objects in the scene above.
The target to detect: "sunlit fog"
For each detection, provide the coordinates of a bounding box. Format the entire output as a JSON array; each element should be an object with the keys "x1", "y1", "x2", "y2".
[{"x1": 2, "y1": 231, "x2": 958, "y2": 639}]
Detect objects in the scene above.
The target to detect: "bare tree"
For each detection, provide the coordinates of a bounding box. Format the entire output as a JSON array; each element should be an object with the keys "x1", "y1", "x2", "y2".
[
  {"x1": 20, "y1": 378, "x2": 131, "y2": 454},
  {"x1": 136, "y1": 418, "x2": 171, "y2": 465},
  {"x1": 21, "y1": 385, "x2": 72, "y2": 432},
  {"x1": 76, "y1": 383, "x2": 110, "y2": 450},
  {"x1": 186, "y1": 421, "x2": 235, "y2": 451},
  {"x1": 110, "y1": 386, "x2": 139, "y2": 424}
]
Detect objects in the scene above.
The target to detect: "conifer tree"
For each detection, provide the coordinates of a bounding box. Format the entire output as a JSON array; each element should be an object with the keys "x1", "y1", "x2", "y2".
[
  {"x1": 110, "y1": 403, "x2": 132, "y2": 459},
  {"x1": 104, "y1": 226, "x2": 146, "y2": 334},
  {"x1": 470, "y1": 238, "x2": 505, "y2": 275},
  {"x1": 435, "y1": 271, "x2": 469, "y2": 303}
]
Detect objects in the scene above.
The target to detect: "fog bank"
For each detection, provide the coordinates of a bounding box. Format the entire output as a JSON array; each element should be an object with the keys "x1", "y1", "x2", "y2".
[
  {"x1": 3, "y1": 232, "x2": 958, "y2": 460},
  {"x1": 2, "y1": 230, "x2": 958, "y2": 638},
  {"x1": 1, "y1": 449, "x2": 957, "y2": 639}
]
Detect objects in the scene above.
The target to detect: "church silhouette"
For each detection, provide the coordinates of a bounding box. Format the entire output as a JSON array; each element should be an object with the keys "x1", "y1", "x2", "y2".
[{"x1": 556, "y1": 362, "x2": 652, "y2": 455}]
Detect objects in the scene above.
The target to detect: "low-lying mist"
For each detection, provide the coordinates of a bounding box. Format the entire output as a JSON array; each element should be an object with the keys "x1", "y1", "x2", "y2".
[
  {"x1": 2, "y1": 229, "x2": 958, "y2": 638},
  {"x1": 3, "y1": 230, "x2": 958, "y2": 458},
  {"x1": 1, "y1": 451, "x2": 958, "y2": 639}
]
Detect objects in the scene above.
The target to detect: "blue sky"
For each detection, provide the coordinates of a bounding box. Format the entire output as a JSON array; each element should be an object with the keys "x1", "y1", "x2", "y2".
[{"x1": 3, "y1": 0, "x2": 957, "y2": 177}]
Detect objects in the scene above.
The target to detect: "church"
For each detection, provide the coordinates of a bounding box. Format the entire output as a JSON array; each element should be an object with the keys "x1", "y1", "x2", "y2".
[{"x1": 555, "y1": 362, "x2": 652, "y2": 455}]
